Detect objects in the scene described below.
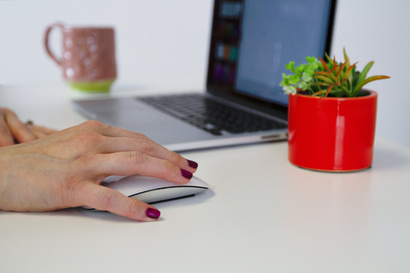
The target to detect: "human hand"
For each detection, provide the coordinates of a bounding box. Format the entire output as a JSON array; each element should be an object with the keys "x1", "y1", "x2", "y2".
[
  {"x1": 0, "y1": 107, "x2": 56, "y2": 147},
  {"x1": 0, "y1": 120, "x2": 198, "y2": 221}
]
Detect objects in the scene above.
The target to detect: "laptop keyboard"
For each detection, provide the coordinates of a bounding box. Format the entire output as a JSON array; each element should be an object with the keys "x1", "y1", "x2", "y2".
[{"x1": 138, "y1": 94, "x2": 286, "y2": 136}]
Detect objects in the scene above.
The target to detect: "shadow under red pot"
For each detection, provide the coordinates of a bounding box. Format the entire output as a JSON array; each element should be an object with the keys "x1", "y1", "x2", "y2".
[{"x1": 287, "y1": 90, "x2": 377, "y2": 172}]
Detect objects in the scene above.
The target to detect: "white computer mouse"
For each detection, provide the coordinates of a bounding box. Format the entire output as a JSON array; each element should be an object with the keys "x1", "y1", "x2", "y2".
[{"x1": 85, "y1": 175, "x2": 209, "y2": 210}]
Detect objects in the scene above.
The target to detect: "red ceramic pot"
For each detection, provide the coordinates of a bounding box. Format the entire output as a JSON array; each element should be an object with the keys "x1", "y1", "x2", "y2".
[{"x1": 288, "y1": 90, "x2": 377, "y2": 172}]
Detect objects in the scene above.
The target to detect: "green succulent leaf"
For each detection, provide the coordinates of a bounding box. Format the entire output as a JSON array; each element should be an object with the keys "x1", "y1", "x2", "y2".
[
  {"x1": 286, "y1": 61, "x2": 295, "y2": 71},
  {"x1": 343, "y1": 47, "x2": 351, "y2": 68},
  {"x1": 357, "y1": 61, "x2": 374, "y2": 85},
  {"x1": 279, "y1": 48, "x2": 389, "y2": 97},
  {"x1": 314, "y1": 74, "x2": 335, "y2": 84},
  {"x1": 354, "y1": 75, "x2": 391, "y2": 93}
]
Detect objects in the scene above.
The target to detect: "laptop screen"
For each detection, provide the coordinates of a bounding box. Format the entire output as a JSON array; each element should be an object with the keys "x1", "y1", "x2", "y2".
[{"x1": 207, "y1": 0, "x2": 336, "y2": 107}]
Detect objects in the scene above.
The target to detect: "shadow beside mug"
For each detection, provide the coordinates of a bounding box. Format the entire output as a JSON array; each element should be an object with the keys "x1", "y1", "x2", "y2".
[{"x1": 44, "y1": 22, "x2": 117, "y2": 93}]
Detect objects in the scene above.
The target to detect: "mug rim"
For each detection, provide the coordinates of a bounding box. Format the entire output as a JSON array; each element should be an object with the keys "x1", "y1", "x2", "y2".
[{"x1": 64, "y1": 25, "x2": 115, "y2": 31}]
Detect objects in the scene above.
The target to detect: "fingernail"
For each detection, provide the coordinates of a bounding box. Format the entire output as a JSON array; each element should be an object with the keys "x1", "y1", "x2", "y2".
[
  {"x1": 181, "y1": 169, "x2": 193, "y2": 179},
  {"x1": 187, "y1": 159, "x2": 198, "y2": 169},
  {"x1": 146, "y1": 208, "x2": 161, "y2": 219}
]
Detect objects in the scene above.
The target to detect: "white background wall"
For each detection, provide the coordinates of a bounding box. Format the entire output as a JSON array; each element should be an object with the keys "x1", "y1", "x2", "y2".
[{"x1": 1, "y1": 0, "x2": 409, "y2": 148}]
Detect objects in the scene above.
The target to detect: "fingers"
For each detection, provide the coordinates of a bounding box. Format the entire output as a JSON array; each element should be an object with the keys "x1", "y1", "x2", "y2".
[
  {"x1": 71, "y1": 121, "x2": 198, "y2": 175},
  {"x1": 96, "y1": 135, "x2": 198, "y2": 174},
  {"x1": 0, "y1": 114, "x2": 14, "y2": 147},
  {"x1": 91, "y1": 151, "x2": 194, "y2": 184},
  {"x1": 77, "y1": 182, "x2": 161, "y2": 221},
  {"x1": 2, "y1": 109, "x2": 36, "y2": 144},
  {"x1": 0, "y1": 107, "x2": 57, "y2": 147}
]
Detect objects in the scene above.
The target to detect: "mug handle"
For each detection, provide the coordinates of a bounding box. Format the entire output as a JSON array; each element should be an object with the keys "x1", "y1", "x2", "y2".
[{"x1": 44, "y1": 22, "x2": 65, "y2": 66}]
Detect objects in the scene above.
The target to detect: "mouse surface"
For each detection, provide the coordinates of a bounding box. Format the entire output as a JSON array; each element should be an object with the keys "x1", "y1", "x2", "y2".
[{"x1": 84, "y1": 175, "x2": 209, "y2": 210}]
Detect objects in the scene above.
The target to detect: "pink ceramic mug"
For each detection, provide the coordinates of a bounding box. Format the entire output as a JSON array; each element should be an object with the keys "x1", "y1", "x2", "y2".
[{"x1": 44, "y1": 22, "x2": 117, "y2": 92}]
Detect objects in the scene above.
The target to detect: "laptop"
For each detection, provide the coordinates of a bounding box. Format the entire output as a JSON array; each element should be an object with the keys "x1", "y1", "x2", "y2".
[{"x1": 72, "y1": 0, "x2": 337, "y2": 152}]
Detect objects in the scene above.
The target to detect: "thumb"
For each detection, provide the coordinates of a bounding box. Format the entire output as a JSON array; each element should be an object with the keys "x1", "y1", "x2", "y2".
[{"x1": 77, "y1": 182, "x2": 161, "y2": 221}]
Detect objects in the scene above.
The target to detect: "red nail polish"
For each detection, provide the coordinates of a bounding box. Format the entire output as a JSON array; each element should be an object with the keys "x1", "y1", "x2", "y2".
[
  {"x1": 181, "y1": 169, "x2": 193, "y2": 179},
  {"x1": 146, "y1": 208, "x2": 161, "y2": 219},
  {"x1": 187, "y1": 159, "x2": 198, "y2": 169}
]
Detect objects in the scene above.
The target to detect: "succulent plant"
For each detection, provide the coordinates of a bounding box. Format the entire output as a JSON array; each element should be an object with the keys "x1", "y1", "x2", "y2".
[{"x1": 280, "y1": 48, "x2": 390, "y2": 97}]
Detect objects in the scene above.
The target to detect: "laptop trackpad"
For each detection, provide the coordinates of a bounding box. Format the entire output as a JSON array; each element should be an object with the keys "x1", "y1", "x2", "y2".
[{"x1": 73, "y1": 97, "x2": 216, "y2": 146}]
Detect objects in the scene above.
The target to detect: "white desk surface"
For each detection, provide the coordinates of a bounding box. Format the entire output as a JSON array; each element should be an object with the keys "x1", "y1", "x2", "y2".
[{"x1": 1, "y1": 84, "x2": 410, "y2": 273}]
